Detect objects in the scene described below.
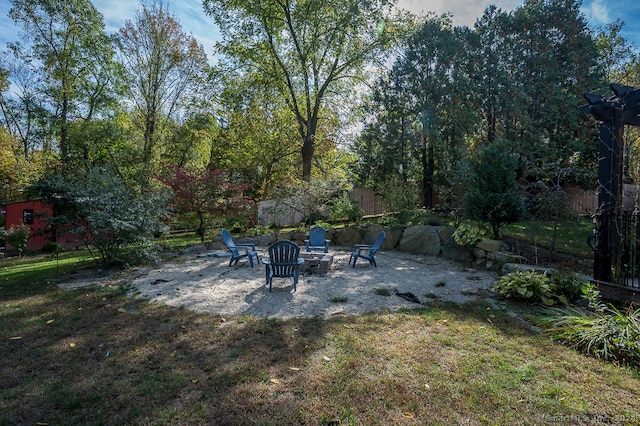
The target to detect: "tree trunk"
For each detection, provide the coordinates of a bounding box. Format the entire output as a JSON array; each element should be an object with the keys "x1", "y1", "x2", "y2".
[{"x1": 301, "y1": 117, "x2": 317, "y2": 181}]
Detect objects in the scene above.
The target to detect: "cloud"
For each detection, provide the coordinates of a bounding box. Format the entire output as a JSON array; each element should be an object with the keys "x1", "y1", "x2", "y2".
[
  {"x1": 396, "y1": 0, "x2": 522, "y2": 26},
  {"x1": 581, "y1": 0, "x2": 611, "y2": 25}
]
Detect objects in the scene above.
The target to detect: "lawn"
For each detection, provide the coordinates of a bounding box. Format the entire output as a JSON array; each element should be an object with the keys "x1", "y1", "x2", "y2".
[{"x1": 1, "y1": 226, "x2": 640, "y2": 425}]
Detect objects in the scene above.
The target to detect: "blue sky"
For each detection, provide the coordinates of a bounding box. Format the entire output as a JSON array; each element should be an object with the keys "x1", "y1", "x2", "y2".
[{"x1": 0, "y1": 0, "x2": 639, "y2": 63}]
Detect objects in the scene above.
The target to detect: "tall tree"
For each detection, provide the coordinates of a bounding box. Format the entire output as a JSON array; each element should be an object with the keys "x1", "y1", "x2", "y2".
[
  {"x1": 8, "y1": 0, "x2": 117, "y2": 169},
  {"x1": 355, "y1": 16, "x2": 475, "y2": 208},
  {"x1": 203, "y1": 0, "x2": 397, "y2": 180},
  {"x1": 116, "y1": 1, "x2": 208, "y2": 179}
]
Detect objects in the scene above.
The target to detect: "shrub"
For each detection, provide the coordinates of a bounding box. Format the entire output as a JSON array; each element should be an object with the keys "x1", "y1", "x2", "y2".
[
  {"x1": 546, "y1": 269, "x2": 587, "y2": 303},
  {"x1": 6, "y1": 224, "x2": 30, "y2": 257},
  {"x1": 453, "y1": 220, "x2": 492, "y2": 246},
  {"x1": 532, "y1": 284, "x2": 640, "y2": 365},
  {"x1": 493, "y1": 269, "x2": 589, "y2": 306},
  {"x1": 33, "y1": 168, "x2": 170, "y2": 266},
  {"x1": 492, "y1": 270, "x2": 556, "y2": 305},
  {"x1": 464, "y1": 139, "x2": 524, "y2": 238},
  {"x1": 42, "y1": 242, "x2": 64, "y2": 254},
  {"x1": 329, "y1": 193, "x2": 362, "y2": 223}
]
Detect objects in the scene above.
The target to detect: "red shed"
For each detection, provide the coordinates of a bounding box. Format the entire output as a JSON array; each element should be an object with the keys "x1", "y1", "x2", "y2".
[{"x1": 3, "y1": 200, "x2": 81, "y2": 252}]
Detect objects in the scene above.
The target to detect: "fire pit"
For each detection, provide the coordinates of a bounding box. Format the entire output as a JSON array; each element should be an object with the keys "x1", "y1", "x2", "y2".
[{"x1": 299, "y1": 252, "x2": 334, "y2": 275}]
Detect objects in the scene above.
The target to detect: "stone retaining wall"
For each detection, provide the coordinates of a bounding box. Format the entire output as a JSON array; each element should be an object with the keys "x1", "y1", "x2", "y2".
[{"x1": 207, "y1": 225, "x2": 529, "y2": 273}]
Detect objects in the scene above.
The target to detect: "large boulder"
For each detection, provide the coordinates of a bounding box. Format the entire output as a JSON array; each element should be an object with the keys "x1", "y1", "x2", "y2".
[
  {"x1": 442, "y1": 234, "x2": 472, "y2": 262},
  {"x1": 336, "y1": 226, "x2": 364, "y2": 247},
  {"x1": 398, "y1": 225, "x2": 442, "y2": 256}
]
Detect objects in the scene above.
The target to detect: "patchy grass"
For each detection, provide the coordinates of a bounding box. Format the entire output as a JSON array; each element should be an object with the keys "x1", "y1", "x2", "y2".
[
  {"x1": 374, "y1": 288, "x2": 392, "y2": 296},
  {"x1": 1, "y1": 269, "x2": 640, "y2": 425},
  {"x1": 1, "y1": 225, "x2": 638, "y2": 425}
]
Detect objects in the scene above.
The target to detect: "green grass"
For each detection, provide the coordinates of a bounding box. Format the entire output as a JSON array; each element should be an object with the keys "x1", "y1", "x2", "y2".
[
  {"x1": 502, "y1": 218, "x2": 593, "y2": 259},
  {"x1": 2, "y1": 224, "x2": 638, "y2": 424},
  {"x1": 0, "y1": 250, "x2": 98, "y2": 299}
]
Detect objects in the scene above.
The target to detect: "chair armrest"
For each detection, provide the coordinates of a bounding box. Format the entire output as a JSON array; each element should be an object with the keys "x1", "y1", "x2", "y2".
[
  {"x1": 354, "y1": 244, "x2": 372, "y2": 250},
  {"x1": 236, "y1": 243, "x2": 256, "y2": 251}
]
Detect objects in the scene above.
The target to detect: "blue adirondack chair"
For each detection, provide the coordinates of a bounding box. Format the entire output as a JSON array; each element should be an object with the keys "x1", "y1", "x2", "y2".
[
  {"x1": 262, "y1": 240, "x2": 304, "y2": 292},
  {"x1": 222, "y1": 229, "x2": 259, "y2": 268},
  {"x1": 349, "y1": 231, "x2": 386, "y2": 268},
  {"x1": 304, "y1": 225, "x2": 330, "y2": 253}
]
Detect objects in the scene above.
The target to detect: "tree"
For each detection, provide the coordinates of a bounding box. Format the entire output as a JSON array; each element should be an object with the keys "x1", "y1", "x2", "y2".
[
  {"x1": 357, "y1": 15, "x2": 476, "y2": 208},
  {"x1": 158, "y1": 167, "x2": 253, "y2": 242},
  {"x1": 8, "y1": 0, "x2": 119, "y2": 169},
  {"x1": 470, "y1": 0, "x2": 601, "y2": 167},
  {"x1": 33, "y1": 167, "x2": 170, "y2": 265},
  {"x1": 203, "y1": 0, "x2": 398, "y2": 180},
  {"x1": 464, "y1": 139, "x2": 523, "y2": 239},
  {"x1": 116, "y1": 1, "x2": 208, "y2": 179}
]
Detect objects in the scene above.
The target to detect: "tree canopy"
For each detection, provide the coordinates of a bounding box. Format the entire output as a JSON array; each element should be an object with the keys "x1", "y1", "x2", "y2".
[{"x1": 203, "y1": 0, "x2": 399, "y2": 180}]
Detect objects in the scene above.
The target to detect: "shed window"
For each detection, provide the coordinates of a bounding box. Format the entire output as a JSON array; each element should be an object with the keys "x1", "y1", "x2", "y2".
[{"x1": 23, "y1": 209, "x2": 34, "y2": 225}]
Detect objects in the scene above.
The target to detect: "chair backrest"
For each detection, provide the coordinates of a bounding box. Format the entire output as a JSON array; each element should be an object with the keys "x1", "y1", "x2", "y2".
[
  {"x1": 268, "y1": 240, "x2": 301, "y2": 277},
  {"x1": 222, "y1": 229, "x2": 239, "y2": 253},
  {"x1": 308, "y1": 225, "x2": 327, "y2": 246},
  {"x1": 371, "y1": 231, "x2": 386, "y2": 252}
]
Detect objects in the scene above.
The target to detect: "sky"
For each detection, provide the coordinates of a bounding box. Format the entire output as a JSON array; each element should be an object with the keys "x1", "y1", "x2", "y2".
[{"x1": 0, "y1": 0, "x2": 639, "y2": 63}]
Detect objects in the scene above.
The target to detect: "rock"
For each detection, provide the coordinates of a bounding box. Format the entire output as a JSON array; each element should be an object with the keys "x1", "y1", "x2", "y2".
[
  {"x1": 501, "y1": 263, "x2": 552, "y2": 275},
  {"x1": 442, "y1": 235, "x2": 472, "y2": 262},
  {"x1": 398, "y1": 225, "x2": 442, "y2": 256},
  {"x1": 336, "y1": 227, "x2": 364, "y2": 247},
  {"x1": 476, "y1": 239, "x2": 509, "y2": 252},
  {"x1": 487, "y1": 251, "x2": 528, "y2": 265}
]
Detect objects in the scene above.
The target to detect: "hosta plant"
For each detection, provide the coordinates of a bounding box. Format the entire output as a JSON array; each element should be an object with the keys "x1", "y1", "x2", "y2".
[
  {"x1": 492, "y1": 270, "x2": 556, "y2": 305},
  {"x1": 453, "y1": 220, "x2": 492, "y2": 246}
]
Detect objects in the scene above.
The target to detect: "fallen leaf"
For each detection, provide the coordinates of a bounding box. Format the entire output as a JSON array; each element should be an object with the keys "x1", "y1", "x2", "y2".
[
  {"x1": 191, "y1": 379, "x2": 198, "y2": 384},
  {"x1": 289, "y1": 367, "x2": 300, "y2": 371},
  {"x1": 424, "y1": 383, "x2": 431, "y2": 390},
  {"x1": 402, "y1": 412, "x2": 414, "y2": 418},
  {"x1": 118, "y1": 308, "x2": 127, "y2": 313},
  {"x1": 323, "y1": 356, "x2": 331, "y2": 362},
  {"x1": 9, "y1": 336, "x2": 22, "y2": 340},
  {"x1": 46, "y1": 319, "x2": 54, "y2": 324},
  {"x1": 269, "y1": 378, "x2": 280, "y2": 384},
  {"x1": 69, "y1": 343, "x2": 76, "y2": 348}
]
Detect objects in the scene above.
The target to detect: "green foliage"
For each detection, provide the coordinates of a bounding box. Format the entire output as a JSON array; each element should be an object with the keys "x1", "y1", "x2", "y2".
[
  {"x1": 493, "y1": 269, "x2": 589, "y2": 306},
  {"x1": 464, "y1": 139, "x2": 523, "y2": 238},
  {"x1": 204, "y1": 0, "x2": 398, "y2": 179},
  {"x1": 533, "y1": 284, "x2": 640, "y2": 365},
  {"x1": 329, "y1": 193, "x2": 362, "y2": 223},
  {"x1": 6, "y1": 224, "x2": 29, "y2": 256},
  {"x1": 378, "y1": 175, "x2": 419, "y2": 224},
  {"x1": 492, "y1": 270, "x2": 556, "y2": 305},
  {"x1": 453, "y1": 220, "x2": 492, "y2": 246},
  {"x1": 545, "y1": 269, "x2": 586, "y2": 304},
  {"x1": 34, "y1": 168, "x2": 170, "y2": 265},
  {"x1": 42, "y1": 242, "x2": 64, "y2": 254}
]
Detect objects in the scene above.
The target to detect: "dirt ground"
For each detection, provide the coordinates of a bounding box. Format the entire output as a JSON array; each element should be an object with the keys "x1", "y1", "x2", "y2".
[{"x1": 105, "y1": 248, "x2": 498, "y2": 319}]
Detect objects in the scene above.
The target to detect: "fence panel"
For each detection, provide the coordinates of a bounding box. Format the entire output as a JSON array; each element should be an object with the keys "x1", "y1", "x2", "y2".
[
  {"x1": 257, "y1": 188, "x2": 390, "y2": 227},
  {"x1": 348, "y1": 187, "x2": 388, "y2": 217}
]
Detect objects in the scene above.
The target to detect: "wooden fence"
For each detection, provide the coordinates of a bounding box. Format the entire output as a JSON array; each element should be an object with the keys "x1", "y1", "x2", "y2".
[
  {"x1": 258, "y1": 185, "x2": 640, "y2": 226},
  {"x1": 565, "y1": 184, "x2": 640, "y2": 215},
  {"x1": 257, "y1": 188, "x2": 388, "y2": 227}
]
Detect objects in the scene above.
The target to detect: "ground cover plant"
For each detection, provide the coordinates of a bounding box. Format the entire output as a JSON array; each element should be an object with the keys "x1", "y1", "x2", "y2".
[{"x1": 2, "y1": 251, "x2": 640, "y2": 425}]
